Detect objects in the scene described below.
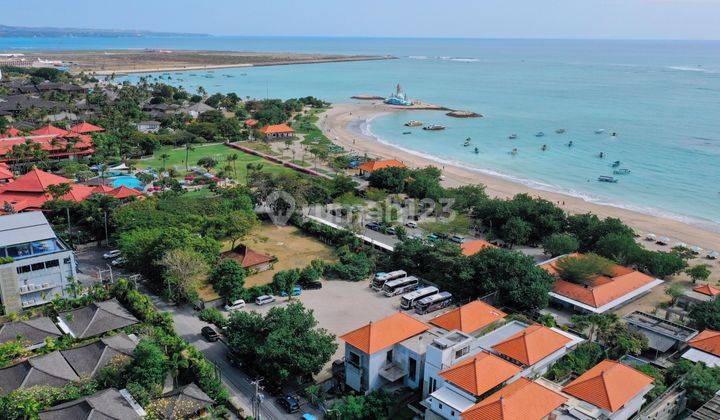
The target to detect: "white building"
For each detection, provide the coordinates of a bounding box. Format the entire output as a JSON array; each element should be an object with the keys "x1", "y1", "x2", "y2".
[
  {"x1": 136, "y1": 120, "x2": 161, "y2": 133},
  {"x1": 0, "y1": 212, "x2": 77, "y2": 313}
]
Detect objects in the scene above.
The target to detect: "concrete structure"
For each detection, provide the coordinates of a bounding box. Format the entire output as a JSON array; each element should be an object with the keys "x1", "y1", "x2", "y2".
[
  {"x1": 136, "y1": 120, "x2": 161, "y2": 133},
  {"x1": 0, "y1": 212, "x2": 77, "y2": 313},
  {"x1": 623, "y1": 311, "x2": 698, "y2": 360}
]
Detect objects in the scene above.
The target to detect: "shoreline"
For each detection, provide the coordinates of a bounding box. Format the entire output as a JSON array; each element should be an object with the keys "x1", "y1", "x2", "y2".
[{"x1": 319, "y1": 101, "x2": 720, "y2": 252}]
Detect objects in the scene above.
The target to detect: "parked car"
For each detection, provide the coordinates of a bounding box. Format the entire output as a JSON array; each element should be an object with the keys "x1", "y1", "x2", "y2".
[
  {"x1": 365, "y1": 222, "x2": 380, "y2": 231},
  {"x1": 405, "y1": 221, "x2": 418, "y2": 229},
  {"x1": 451, "y1": 235, "x2": 465, "y2": 244},
  {"x1": 224, "y1": 299, "x2": 246, "y2": 312},
  {"x1": 201, "y1": 326, "x2": 220, "y2": 342},
  {"x1": 255, "y1": 295, "x2": 276, "y2": 306},
  {"x1": 386, "y1": 227, "x2": 397, "y2": 235},
  {"x1": 426, "y1": 234, "x2": 439, "y2": 242},
  {"x1": 280, "y1": 287, "x2": 302, "y2": 297},
  {"x1": 110, "y1": 257, "x2": 127, "y2": 267},
  {"x1": 277, "y1": 395, "x2": 300, "y2": 413},
  {"x1": 102, "y1": 250, "x2": 122, "y2": 260},
  {"x1": 303, "y1": 281, "x2": 323, "y2": 290}
]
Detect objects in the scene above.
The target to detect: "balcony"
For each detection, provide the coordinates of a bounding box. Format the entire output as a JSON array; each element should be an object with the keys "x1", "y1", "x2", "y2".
[
  {"x1": 19, "y1": 283, "x2": 57, "y2": 295},
  {"x1": 378, "y1": 362, "x2": 407, "y2": 382}
]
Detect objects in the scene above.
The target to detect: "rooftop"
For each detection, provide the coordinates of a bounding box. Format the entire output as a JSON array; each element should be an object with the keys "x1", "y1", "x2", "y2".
[
  {"x1": 623, "y1": 311, "x2": 698, "y2": 352},
  {"x1": 340, "y1": 312, "x2": 429, "y2": 354},
  {"x1": 149, "y1": 383, "x2": 214, "y2": 419},
  {"x1": 689, "y1": 390, "x2": 720, "y2": 420},
  {"x1": 39, "y1": 388, "x2": 143, "y2": 420},
  {"x1": 60, "y1": 333, "x2": 137, "y2": 378},
  {"x1": 693, "y1": 284, "x2": 720, "y2": 297},
  {"x1": 439, "y1": 351, "x2": 521, "y2": 397},
  {"x1": 492, "y1": 324, "x2": 571, "y2": 366},
  {"x1": 462, "y1": 377, "x2": 567, "y2": 420},
  {"x1": 259, "y1": 123, "x2": 295, "y2": 134},
  {"x1": 57, "y1": 298, "x2": 139, "y2": 339},
  {"x1": 0, "y1": 211, "x2": 57, "y2": 247},
  {"x1": 459, "y1": 239, "x2": 497, "y2": 256},
  {"x1": 0, "y1": 351, "x2": 80, "y2": 396},
  {"x1": 0, "y1": 317, "x2": 62, "y2": 348},
  {"x1": 562, "y1": 359, "x2": 654, "y2": 413},
  {"x1": 688, "y1": 329, "x2": 720, "y2": 357},
  {"x1": 429, "y1": 300, "x2": 506, "y2": 334},
  {"x1": 357, "y1": 159, "x2": 406, "y2": 173}
]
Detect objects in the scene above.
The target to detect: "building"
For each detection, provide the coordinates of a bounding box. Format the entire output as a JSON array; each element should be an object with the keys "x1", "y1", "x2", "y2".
[
  {"x1": 39, "y1": 388, "x2": 145, "y2": 420},
  {"x1": 259, "y1": 123, "x2": 295, "y2": 140},
  {"x1": 178, "y1": 102, "x2": 214, "y2": 118},
  {"x1": 70, "y1": 121, "x2": 105, "y2": 134},
  {"x1": 553, "y1": 359, "x2": 655, "y2": 419},
  {"x1": 461, "y1": 378, "x2": 567, "y2": 420},
  {"x1": 222, "y1": 245, "x2": 274, "y2": 272},
  {"x1": 340, "y1": 312, "x2": 434, "y2": 393},
  {"x1": 149, "y1": 383, "x2": 214, "y2": 419},
  {"x1": 0, "y1": 212, "x2": 77, "y2": 313},
  {"x1": 357, "y1": 159, "x2": 406, "y2": 177},
  {"x1": 675, "y1": 283, "x2": 720, "y2": 313},
  {"x1": 136, "y1": 120, "x2": 161, "y2": 133},
  {"x1": 0, "y1": 350, "x2": 80, "y2": 395},
  {"x1": 57, "y1": 298, "x2": 139, "y2": 339},
  {"x1": 0, "y1": 162, "x2": 13, "y2": 183},
  {"x1": 689, "y1": 390, "x2": 720, "y2": 419},
  {"x1": 682, "y1": 329, "x2": 720, "y2": 367},
  {"x1": 0, "y1": 131, "x2": 95, "y2": 163},
  {"x1": 0, "y1": 168, "x2": 95, "y2": 213},
  {"x1": 540, "y1": 254, "x2": 664, "y2": 314},
  {"x1": 623, "y1": 311, "x2": 698, "y2": 361},
  {"x1": 384, "y1": 84, "x2": 413, "y2": 106},
  {"x1": 60, "y1": 333, "x2": 138, "y2": 378},
  {"x1": 458, "y1": 239, "x2": 496, "y2": 256},
  {"x1": 429, "y1": 300, "x2": 506, "y2": 336},
  {"x1": 0, "y1": 316, "x2": 62, "y2": 350}
]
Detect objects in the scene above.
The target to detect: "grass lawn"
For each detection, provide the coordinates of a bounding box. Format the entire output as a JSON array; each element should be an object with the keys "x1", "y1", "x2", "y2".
[{"x1": 134, "y1": 143, "x2": 291, "y2": 183}]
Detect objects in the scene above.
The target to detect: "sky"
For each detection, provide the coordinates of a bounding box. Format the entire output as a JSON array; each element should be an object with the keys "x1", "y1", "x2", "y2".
[{"x1": 3, "y1": 0, "x2": 720, "y2": 40}]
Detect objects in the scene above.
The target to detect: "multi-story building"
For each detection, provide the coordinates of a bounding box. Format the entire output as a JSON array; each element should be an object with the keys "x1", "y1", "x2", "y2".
[{"x1": 0, "y1": 211, "x2": 76, "y2": 313}]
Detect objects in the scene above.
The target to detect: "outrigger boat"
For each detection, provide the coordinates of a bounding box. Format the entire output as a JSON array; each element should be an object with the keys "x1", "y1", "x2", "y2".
[
  {"x1": 510, "y1": 148, "x2": 519, "y2": 155},
  {"x1": 595, "y1": 129, "x2": 605, "y2": 134},
  {"x1": 464, "y1": 137, "x2": 471, "y2": 146},
  {"x1": 402, "y1": 131, "x2": 412, "y2": 135},
  {"x1": 613, "y1": 168, "x2": 631, "y2": 175},
  {"x1": 555, "y1": 128, "x2": 566, "y2": 134},
  {"x1": 612, "y1": 160, "x2": 621, "y2": 167},
  {"x1": 474, "y1": 147, "x2": 479, "y2": 154},
  {"x1": 535, "y1": 132, "x2": 545, "y2": 137},
  {"x1": 423, "y1": 124, "x2": 446, "y2": 131},
  {"x1": 405, "y1": 120, "x2": 423, "y2": 127},
  {"x1": 598, "y1": 175, "x2": 618, "y2": 183},
  {"x1": 508, "y1": 134, "x2": 518, "y2": 140}
]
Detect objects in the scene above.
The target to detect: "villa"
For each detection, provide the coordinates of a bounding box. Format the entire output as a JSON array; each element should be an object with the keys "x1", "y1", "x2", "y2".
[
  {"x1": 539, "y1": 253, "x2": 664, "y2": 314},
  {"x1": 682, "y1": 329, "x2": 720, "y2": 368},
  {"x1": 429, "y1": 300, "x2": 506, "y2": 336},
  {"x1": 461, "y1": 378, "x2": 567, "y2": 420},
  {"x1": 222, "y1": 245, "x2": 274, "y2": 272},
  {"x1": 0, "y1": 124, "x2": 96, "y2": 163},
  {"x1": 357, "y1": 159, "x2": 406, "y2": 177},
  {"x1": 0, "y1": 316, "x2": 62, "y2": 350},
  {"x1": 136, "y1": 120, "x2": 161, "y2": 133},
  {"x1": 56, "y1": 298, "x2": 139, "y2": 339},
  {"x1": 259, "y1": 123, "x2": 295, "y2": 140},
  {"x1": 39, "y1": 388, "x2": 146, "y2": 420}
]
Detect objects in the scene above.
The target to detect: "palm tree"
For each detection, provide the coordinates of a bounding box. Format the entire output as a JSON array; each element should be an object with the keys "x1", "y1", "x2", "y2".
[
  {"x1": 160, "y1": 153, "x2": 170, "y2": 171},
  {"x1": 226, "y1": 153, "x2": 239, "y2": 178},
  {"x1": 184, "y1": 143, "x2": 195, "y2": 173}
]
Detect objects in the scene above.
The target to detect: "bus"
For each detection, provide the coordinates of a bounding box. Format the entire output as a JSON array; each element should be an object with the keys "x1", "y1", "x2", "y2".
[
  {"x1": 371, "y1": 270, "x2": 407, "y2": 291},
  {"x1": 415, "y1": 292, "x2": 453, "y2": 314},
  {"x1": 383, "y1": 276, "x2": 419, "y2": 297},
  {"x1": 400, "y1": 286, "x2": 439, "y2": 310}
]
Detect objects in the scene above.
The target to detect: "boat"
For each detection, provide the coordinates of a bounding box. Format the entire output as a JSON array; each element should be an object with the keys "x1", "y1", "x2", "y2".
[
  {"x1": 612, "y1": 160, "x2": 621, "y2": 167},
  {"x1": 464, "y1": 137, "x2": 471, "y2": 146},
  {"x1": 474, "y1": 147, "x2": 479, "y2": 154},
  {"x1": 510, "y1": 148, "x2": 518, "y2": 155},
  {"x1": 535, "y1": 132, "x2": 545, "y2": 137},
  {"x1": 508, "y1": 134, "x2": 518, "y2": 140},
  {"x1": 402, "y1": 131, "x2": 412, "y2": 135},
  {"x1": 613, "y1": 168, "x2": 631, "y2": 175},
  {"x1": 595, "y1": 129, "x2": 605, "y2": 134},
  {"x1": 555, "y1": 128, "x2": 566, "y2": 134},
  {"x1": 597, "y1": 176, "x2": 618, "y2": 183},
  {"x1": 405, "y1": 120, "x2": 423, "y2": 127},
  {"x1": 423, "y1": 124, "x2": 446, "y2": 131}
]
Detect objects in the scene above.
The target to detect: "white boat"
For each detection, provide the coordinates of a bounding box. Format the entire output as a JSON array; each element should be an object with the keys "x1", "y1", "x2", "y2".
[
  {"x1": 508, "y1": 134, "x2": 518, "y2": 139},
  {"x1": 423, "y1": 124, "x2": 446, "y2": 131},
  {"x1": 595, "y1": 129, "x2": 605, "y2": 134},
  {"x1": 613, "y1": 168, "x2": 631, "y2": 175},
  {"x1": 405, "y1": 120, "x2": 423, "y2": 127},
  {"x1": 597, "y1": 176, "x2": 618, "y2": 183}
]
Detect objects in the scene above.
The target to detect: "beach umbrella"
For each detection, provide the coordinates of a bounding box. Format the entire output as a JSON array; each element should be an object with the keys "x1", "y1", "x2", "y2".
[
  {"x1": 674, "y1": 242, "x2": 688, "y2": 249},
  {"x1": 708, "y1": 251, "x2": 719, "y2": 260},
  {"x1": 691, "y1": 246, "x2": 703, "y2": 254},
  {"x1": 657, "y1": 236, "x2": 670, "y2": 245},
  {"x1": 645, "y1": 233, "x2": 656, "y2": 241}
]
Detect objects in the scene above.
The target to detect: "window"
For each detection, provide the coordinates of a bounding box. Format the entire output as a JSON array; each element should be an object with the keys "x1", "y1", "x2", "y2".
[
  {"x1": 408, "y1": 357, "x2": 417, "y2": 382},
  {"x1": 31, "y1": 262, "x2": 45, "y2": 271},
  {"x1": 7, "y1": 243, "x2": 31, "y2": 258},
  {"x1": 45, "y1": 260, "x2": 60, "y2": 269},
  {"x1": 430, "y1": 377, "x2": 437, "y2": 393},
  {"x1": 455, "y1": 346, "x2": 469, "y2": 359},
  {"x1": 451, "y1": 410, "x2": 455, "y2": 416},
  {"x1": 348, "y1": 351, "x2": 361, "y2": 367},
  {"x1": 439, "y1": 403, "x2": 444, "y2": 410},
  {"x1": 16, "y1": 265, "x2": 31, "y2": 274},
  {"x1": 386, "y1": 349, "x2": 393, "y2": 363},
  {"x1": 63, "y1": 257, "x2": 71, "y2": 265}
]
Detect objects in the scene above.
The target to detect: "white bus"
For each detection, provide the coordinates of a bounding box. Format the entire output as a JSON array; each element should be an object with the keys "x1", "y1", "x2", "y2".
[
  {"x1": 415, "y1": 292, "x2": 453, "y2": 314},
  {"x1": 371, "y1": 270, "x2": 407, "y2": 291},
  {"x1": 400, "y1": 286, "x2": 439, "y2": 310},
  {"x1": 383, "y1": 276, "x2": 419, "y2": 297}
]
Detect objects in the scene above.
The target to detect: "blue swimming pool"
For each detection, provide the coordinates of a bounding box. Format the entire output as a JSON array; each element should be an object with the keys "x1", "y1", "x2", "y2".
[{"x1": 110, "y1": 175, "x2": 143, "y2": 189}]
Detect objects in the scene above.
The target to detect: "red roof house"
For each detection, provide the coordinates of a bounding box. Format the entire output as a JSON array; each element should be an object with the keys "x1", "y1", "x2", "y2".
[
  {"x1": 30, "y1": 124, "x2": 71, "y2": 137},
  {"x1": 259, "y1": 123, "x2": 295, "y2": 140},
  {"x1": 492, "y1": 324, "x2": 571, "y2": 366},
  {"x1": 244, "y1": 119, "x2": 259, "y2": 127},
  {"x1": 462, "y1": 377, "x2": 567, "y2": 420},
  {"x1": 0, "y1": 163, "x2": 13, "y2": 183},
  {"x1": 357, "y1": 159, "x2": 406, "y2": 175},
  {"x1": 108, "y1": 185, "x2": 143, "y2": 200},
  {"x1": 340, "y1": 312, "x2": 429, "y2": 355},
  {"x1": 0, "y1": 126, "x2": 21, "y2": 138},
  {"x1": 0, "y1": 133, "x2": 94, "y2": 163},
  {"x1": 70, "y1": 122, "x2": 105, "y2": 134}
]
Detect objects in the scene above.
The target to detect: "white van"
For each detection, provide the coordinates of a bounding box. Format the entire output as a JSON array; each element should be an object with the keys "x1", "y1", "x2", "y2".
[
  {"x1": 255, "y1": 295, "x2": 276, "y2": 306},
  {"x1": 224, "y1": 299, "x2": 246, "y2": 312}
]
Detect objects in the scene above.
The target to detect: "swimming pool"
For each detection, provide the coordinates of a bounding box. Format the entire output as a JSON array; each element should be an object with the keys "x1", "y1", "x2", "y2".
[{"x1": 110, "y1": 175, "x2": 143, "y2": 189}]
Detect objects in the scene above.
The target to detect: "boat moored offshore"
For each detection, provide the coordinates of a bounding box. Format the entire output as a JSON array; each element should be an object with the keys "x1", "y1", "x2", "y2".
[
  {"x1": 423, "y1": 124, "x2": 446, "y2": 131},
  {"x1": 598, "y1": 175, "x2": 619, "y2": 183},
  {"x1": 405, "y1": 120, "x2": 423, "y2": 127}
]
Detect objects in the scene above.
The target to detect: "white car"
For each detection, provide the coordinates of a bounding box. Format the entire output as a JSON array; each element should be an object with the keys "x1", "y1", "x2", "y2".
[
  {"x1": 103, "y1": 250, "x2": 122, "y2": 260},
  {"x1": 224, "y1": 299, "x2": 246, "y2": 312},
  {"x1": 110, "y1": 257, "x2": 127, "y2": 267},
  {"x1": 255, "y1": 295, "x2": 276, "y2": 306},
  {"x1": 405, "y1": 221, "x2": 418, "y2": 229}
]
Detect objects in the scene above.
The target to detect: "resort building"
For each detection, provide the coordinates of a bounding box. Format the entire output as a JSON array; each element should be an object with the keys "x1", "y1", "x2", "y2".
[
  {"x1": 340, "y1": 312, "x2": 436, "y2": 393},
  {"x1": 0, "y1": 162, "x2": 13, "y2": 183},
  {"x1": 70, "y1": 121, "x2": 105, "y2": 134},
  {"x1": 39, "y1": 388, "x2": 146, "y2": 420},
  {"x1": 223, "y1": 245, "x2": 274, "y2": 272},
  {"x1": 0, "y1": 350, "x2": 80, "y2": 395},
  {"x1": 259, "y1": 123, "x2": 295, "y2": 140},
  {"x1": 136, "y1": 120, "x2": 161, "y2": 133},
  {"x1": 0, "y1": 167, "x2": 94, "y2": 213},
  {"x1": 543, "y1": 359, "x2": 655, "y2": 420},
  {"x1": 458, "y1": 239, "x2": 497, "y2": 256},
  {"x1": 60, "y1": 333, "x2": 138, "y2": 379},
  {"x1": 539, "y1": 254, "x2": 664, "y2": 314},
  {"x1": 149, "y1": 383, "x2": 215, "y2": 419},
  {"x1": 461, "y1": 378, "x2": 567, "y2": 420},
  {"x1": 0, "y1": 316, "x2": 62, "y2": 350},
  {"x1": 429, "y1": 300, "x2": 506, "y2": 336},
  {"x1": 623, "y1": 311, "x2": 698, "y2": 362},
  {"x1": 0, "y1": 212, "x2": 77, "y2": 313},
  {"x1": 357, "y1": 159, "x2": 406, "y2": 177},
  {"x1": 0, "y1": 131, "x2": 95, "y2": 164},
  {"x1": 682, "y1": 329, "x2": 720, "y2": 367},
  {"x1": 56, "y1": 298, "x2": 139, "y2": 339}
]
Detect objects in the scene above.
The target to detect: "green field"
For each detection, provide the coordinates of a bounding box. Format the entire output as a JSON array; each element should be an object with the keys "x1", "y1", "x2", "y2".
[{"x1": 134, "y1": 143, "x2": 291, "y2": 183}]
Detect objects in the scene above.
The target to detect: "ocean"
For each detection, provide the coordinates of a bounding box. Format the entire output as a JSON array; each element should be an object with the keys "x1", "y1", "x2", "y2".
[{"x1": 2, "y1": 36, "x2": 719, "y2": 230}]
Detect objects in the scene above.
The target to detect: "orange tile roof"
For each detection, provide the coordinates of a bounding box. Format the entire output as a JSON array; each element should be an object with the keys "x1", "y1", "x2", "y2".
[
  {"x1": 439, "y1": 352, "x2": 520, "y2": 396},
  {"x1": 693, "y1": 284, "x2": 720, "y2": 297},
  {"x1": 70, "y1": 122, "x2": 104, "y2": 134},
  {"x1": 462, "y1": 378, "x2": 567, "y2": 420},
  {"x1": 492, "y1": 324, "x2": 571, "y2": 366},
  {"x1": 460, "y1": 239, "x2": 497, "y2": 256},
  {"x1": 0, "y1": 163, "x2": 12, "y2": 180},
  {"x1": 244, "y1": 119, "x2": 259, "y2": 127},
  {"x1": 1, "y1": 127, "x2": 21, "y2": 137},
  {"x1": 562, "y1": 360, "x2": 653, "y2": 412},
  {"x1": 430, "y1": 300, "x2": 506, "y2": 333},
  {"x1": 357, "y1": 159, "x2": 406, "y2": 173},
  {"x1": 30, "y1": 124, "x2": 71, "y2": 136},
  {"x1": 108, "y1": 185, "x2": 143, "y2": 199},
  {"x1": 688, "y1": 329, "x2": 720, "y2": 357},
  {"x1": 92, "y1": 185, "x2": 115, "y2": 194},
  {"x1": 541, "y1": 254, "x2": 657, "y2": 309},
  {"x1": 1, "y1": 167, "x2": 74, "y2": 192},
  {"x1": 240, "y1": 246, "x2": 274, "y2": 268},
  {"x1": 259, "y1": 123, "x2": 294, "y2": 134},
  {"x1": 340, "y1": 312, "x2": 428, "y2": 354}
]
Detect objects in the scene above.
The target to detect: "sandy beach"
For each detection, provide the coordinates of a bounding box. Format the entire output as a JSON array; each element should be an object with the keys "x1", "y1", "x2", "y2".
[{"x1": 319, "y1": 101, "x2": 720, "y2": 253}]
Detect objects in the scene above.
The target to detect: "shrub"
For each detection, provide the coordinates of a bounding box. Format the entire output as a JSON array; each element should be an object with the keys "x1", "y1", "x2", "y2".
[
  {"x1": 556, "y1": 254, "x2": 615, "y2": 285},
  {"x1": 546, "y1": 342, "x2": 604, "y2": 381},
  {"x1": 209, "y1": 259, "x2": 246, "y2": 301},
  {"x1": 199, "y1": 307, "x2": 228, "y2": 329},
  {"x1": 542, "y1": 233, "x2": 579, "y2": 257}
]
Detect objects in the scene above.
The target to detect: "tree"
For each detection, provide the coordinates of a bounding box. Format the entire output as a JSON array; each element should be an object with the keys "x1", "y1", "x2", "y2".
[
  {"x1": 46, "y1": 182, "x2": 72, "y2": 200},
  {"x1": 160, "y1": 153, "x2": 170, "y2": 171},
  {"x1": 367, "y1": 166, "x2": 409, "y2": 193},
  {"x1": 571, "y1": 313, "x2": 618, "y2": 342},
  {"x1": 556, "y1": 254, "x2": 614, "y2": 286},
  {"x1": 197, "y1": 156, "x2": 218, "y2": 171},
  {"x1": 209, "y1": 259, "x2": 246, "y2": 301},
  {"x1": 272, "y1": 269, "x2": 301, "y2": 299},
  {"x1": 665, "y1": 283, "x2": 684, "y2": 305},
  {"x1": 500, "y1": 216, "x2": 531, "y2": 247},
  {"x1": 158, "y1": 248, "x2": 209, "y2": 303},
  {"x1": 636, "y1": 364, "x2": 667, "y2": 401},
  {"x1": 226, "y1": 153, "x2": 238, "y2": 178},
  {"x1": 689, "y1": 298, "x2": 720, "y2": 331},
  {"x1": 597, "y1": 321, "x2": 648, "y2": 359},
  {"x1": 225, "y1": 210, "x2": 257, "y2": 250},
  {"x1": 593, "y1": 233, "x2": 641, "y2": 266},
  {"x1": 542, "y1": 233, "x2": 580, "y2": 257},
  {"x1": 687, "y1": 264, "x2": 712, "y2": 284},
  {"x1": 636, "y1": 250, "x2": 687, "y2": 278},
  {"x1": 126, "y1": 339, "x2": 168, "y2": 402},
  {"x1": 679, "y1": 361, "x2": 720, "y2": 409},
  {"x1": 225, "y1": 302, "x2": 337, "y2": 387}
]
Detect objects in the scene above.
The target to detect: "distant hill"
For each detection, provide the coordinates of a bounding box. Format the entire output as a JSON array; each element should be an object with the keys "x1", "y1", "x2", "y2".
[{"x1": 0, "y1": 24, "x2": 209, "y2": 38}]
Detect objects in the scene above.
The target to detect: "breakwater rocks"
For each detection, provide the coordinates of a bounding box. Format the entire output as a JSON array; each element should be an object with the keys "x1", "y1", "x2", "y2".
[{"x1": 446, "y1": 110, "x2": 483, "y2": 118}]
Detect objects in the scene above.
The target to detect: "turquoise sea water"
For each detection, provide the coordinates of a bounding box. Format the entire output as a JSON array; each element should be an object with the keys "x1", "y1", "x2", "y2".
[{"x1": 2, "y1": 37, "x2": 719, "y2": 229}]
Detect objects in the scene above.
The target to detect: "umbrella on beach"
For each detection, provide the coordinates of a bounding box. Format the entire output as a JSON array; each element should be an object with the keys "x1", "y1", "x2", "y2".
[
  {"x1": 708, "y1": 251, "x2": 719, "y2": 260},
  {"x1": 674, "y1": 242, "x2": 688, "y2": 249},
  {"x1": 645, "y1": 233, "x2": 656, "y2": 241},
  {"x1": 657, "y1": 236, "x2": 670, "y2": 245},
  {"x1": 691, "y1": 246, "x2": 703, "y2": 254}
]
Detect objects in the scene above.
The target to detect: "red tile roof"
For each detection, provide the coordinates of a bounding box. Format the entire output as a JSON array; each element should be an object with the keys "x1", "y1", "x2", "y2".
[
  {"x1": 462, "y1": 377, "x2": 567, "y2": 420},
  {"x1": 429, "y1": 300, "x2": 506, "y2": 334},
  {"x1": 492, "y1": 324, "x2": 571, "y2": 366},
  {"x1": 0, "y1": 126, "x2": 21, "y2": 138},
  {"x1": 239, "y1": 246, "x2": 273, "y2": 268},
  {"x1": 0, "y1": 163, "x2": 12, "y2": 181},
  {"x1": 244, "y1": 119, "x2": 259, "y2": 127},
  {"x1": 693, "y1": 284, "x2": 720, "y2": 297},
  {"x1": 92, "y1": 185, "x2": 115, "y2": 194},
  {"x1": 340, "y1": 312, "x2": 428, "y2": 354},
  {"x1": 108, "y1": 185, "x2": 143, "y2": 199},
  {"x1": 439, "y1": 352, "x2": 520, "y2": 396},
  {"x1": 688, "y1": 329, "x2": 720, "y2": 357},
  {"x1": 1, "y1": 167, "x2": 74, "y2": 192},
  {"x1": 0, "y1": 134, "x2": 94, "y2": 160},
  {"x1": 70, "y1": 122, "x2": 104, "y2": 134},
  {"x1": 357, "y1": 159, "x2": 406, "y2": 173},
  {"x1": 562, "y1": 360, "x2": 653, "y2": 412},
  {"x1": 460, "y1": 239, "x2": 497, "y2": 256},
  {"x1": 541, "y1": 254, "x2": 657, "y2": 309},
  {"x1": 259, "y1": 123, "x2": 294, "y2": 134},
  {"x1": 30, "y1": 124, "x2": 71, "y2": 136}
]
